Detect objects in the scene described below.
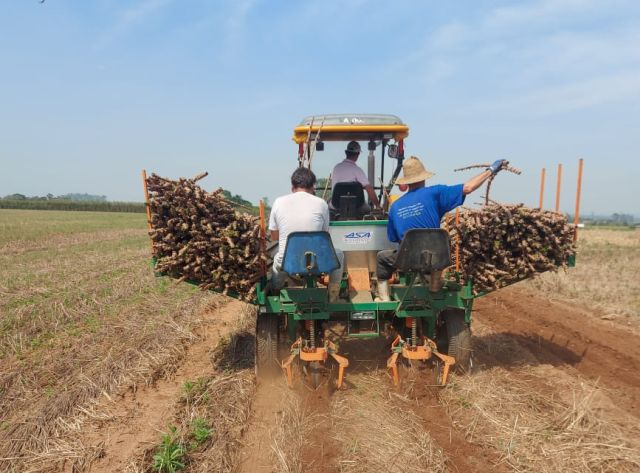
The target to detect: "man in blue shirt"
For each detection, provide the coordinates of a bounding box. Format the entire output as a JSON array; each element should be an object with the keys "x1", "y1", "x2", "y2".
[{"x1": 377, "y1": 156, "x2": 507, "y2": 301}]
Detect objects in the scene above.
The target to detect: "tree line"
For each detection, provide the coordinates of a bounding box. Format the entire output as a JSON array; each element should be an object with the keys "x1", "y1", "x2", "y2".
[{"x1": 0, "y1": 191, "x2": 267, "y2": 214}]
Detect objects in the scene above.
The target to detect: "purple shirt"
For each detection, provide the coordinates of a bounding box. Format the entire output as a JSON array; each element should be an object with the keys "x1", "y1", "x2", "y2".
[{"x1": 331, "y1": 159, "x2": 369, "y2": 189}]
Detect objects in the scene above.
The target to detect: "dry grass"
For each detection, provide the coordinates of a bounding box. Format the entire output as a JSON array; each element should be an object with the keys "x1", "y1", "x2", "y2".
[
  {"x1": 527, "y1": 228, "x2": 640, "y2": 318},
  {"x1": 331, "y1": 373, "x2": 448, "y2": 473},
  {"x1": 127, "y1": 303, "x2": 257, "y2": 473},
  {"x1": 0, "y1": 209, "x2": 145, "y2": 245},
  {"x1": 0, "y1": 210, "x2": 210, "y2": 472},
  {"x1": 183, "y1": 304, "x2": 256, "y2": 473},
  {"x1": 271, "y1": 389, "x2": 313, "y2": 473},
  {"x1": 440, "y1": 366, "x2": 640, "y2": 472}
]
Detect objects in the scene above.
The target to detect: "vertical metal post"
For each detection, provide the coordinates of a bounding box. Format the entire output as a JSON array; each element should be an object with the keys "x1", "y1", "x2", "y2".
[
  {"x1": 367, "y1": 144, "x2": 376, "y2": 191},
  {"x1": 573, "y1": 158, "x2": 584, "y2": 243},
  {"x1": 390, "y1": 140, "x2": 405, "y2": 183},
  {"x1": 555, "y1": 163, "x2": 562, "y2": 213},
  {"x1": 539, "y1": 167, "x2": 546, "y2": 209},
  {"x1": 379, "y1": 141, "x2": 386, "y2": 202}
]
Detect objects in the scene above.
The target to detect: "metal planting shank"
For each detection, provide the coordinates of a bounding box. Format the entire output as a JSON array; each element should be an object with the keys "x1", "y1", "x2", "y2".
[
  {"x1": 386, "y1": 332, "x2": 455, "y2": 386},
  {"x1": 281, "y1": 338, "x2": 349, "y2": 389}
]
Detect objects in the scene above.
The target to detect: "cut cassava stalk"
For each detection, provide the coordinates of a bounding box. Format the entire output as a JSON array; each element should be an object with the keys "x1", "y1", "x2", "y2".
[
  {"x1": 445, "y1": 203, "x2": 575, "y2": 294},
  {"x1": 146, "y1": 172, "x2": 264, "y2": 301},
  {"x1": 454, "y1": 162, "x2": 522, "y2": 205}
]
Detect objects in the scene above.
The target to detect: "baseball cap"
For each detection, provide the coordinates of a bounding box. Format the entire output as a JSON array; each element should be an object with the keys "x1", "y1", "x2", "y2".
[{"x1": 346, "y1": 141, "x2": 361, "y2": 153}]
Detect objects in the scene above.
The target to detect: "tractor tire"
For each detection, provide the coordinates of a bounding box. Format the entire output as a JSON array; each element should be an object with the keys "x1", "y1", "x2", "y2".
[
  {"x1": 438, "y1": 309, "x2": 472, "y2": 374},
  {"x1": 256, "y1": 314, "x2": 280, "y2": 378}
]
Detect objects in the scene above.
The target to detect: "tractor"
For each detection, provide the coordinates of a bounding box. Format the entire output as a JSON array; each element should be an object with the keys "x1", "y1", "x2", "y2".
[
  {"x1": 144, "y1": 113, "x2": 580, "y2": 389},
  {"x1": 254, "y1": 114, "x2": 474, "y2": 389}
]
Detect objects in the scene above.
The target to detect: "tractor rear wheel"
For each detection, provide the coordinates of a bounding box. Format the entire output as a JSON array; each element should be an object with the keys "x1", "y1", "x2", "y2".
[
  {"x1": 438, "y1": 309, "x2": 472, "y2": 374},
  {"x1": 256, "y1": 314, "x2": 280, "y2": 377}
]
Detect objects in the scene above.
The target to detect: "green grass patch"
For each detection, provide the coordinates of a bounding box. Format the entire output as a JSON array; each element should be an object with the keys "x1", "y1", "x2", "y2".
[
  {"x1": 152, "y1": 426, "x2": 186, "y2": 473},
  {"x1": 189, "y1": 417, "x2": 213, "y2": 448}
]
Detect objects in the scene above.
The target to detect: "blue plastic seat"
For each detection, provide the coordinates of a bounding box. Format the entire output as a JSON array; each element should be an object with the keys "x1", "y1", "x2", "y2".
[{"x1": 281, "y1": 231, "x2": 340, "y2": 276}]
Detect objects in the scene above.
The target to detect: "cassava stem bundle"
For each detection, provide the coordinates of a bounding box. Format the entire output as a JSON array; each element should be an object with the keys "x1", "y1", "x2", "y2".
[
  {"x1": 454, "y1": 162, "x2": 522, "y2": 205},
  {"x1": 146, "y1": 172, "x2": 265, "y2": 300},
  {"x1": 446, "y1": 203, "x2": 575, "y2": 293}
]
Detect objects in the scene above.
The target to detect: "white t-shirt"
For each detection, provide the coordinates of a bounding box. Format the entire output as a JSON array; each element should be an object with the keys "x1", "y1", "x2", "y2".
[
  {"x1": 331, "y1": 159, "x2": 369, "y2": 190},
  {"x1": 268, "y1": 191, "x2": 330, "y2": 267}
]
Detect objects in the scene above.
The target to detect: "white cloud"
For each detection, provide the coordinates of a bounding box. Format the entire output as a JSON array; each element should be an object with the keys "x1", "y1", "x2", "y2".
[
  {"x1": 483, "y1": 0, "x2": 598, "y2": 31},
  {"x1": 119, "y1": 0, "x2": 173, "y2": 28},
  {"x1": 220, "y1": 0, "x2": 258, "y2": 62},
  {"x1": 401, "y1": 0, "x2": 640, "y2": 115},
  {"x1": 478, "y1": 70, "x2": 640, "y2": 115},
  {"x1": 428, "y1": 21, "x2": 469, "y2": 51},
  {"x1": 95, "y1": 0, "x2": 173, "y2": 49}
]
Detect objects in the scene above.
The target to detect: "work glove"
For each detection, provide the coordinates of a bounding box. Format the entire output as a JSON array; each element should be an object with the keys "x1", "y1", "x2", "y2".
[{"x1": 487, "y1": 159, "x2": 508, "y2": 175}]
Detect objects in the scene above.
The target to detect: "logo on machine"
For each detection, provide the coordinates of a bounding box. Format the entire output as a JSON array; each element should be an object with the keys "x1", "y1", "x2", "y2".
[{"x1": 343, "y1": 231, "x2": 373, "y2": 244}]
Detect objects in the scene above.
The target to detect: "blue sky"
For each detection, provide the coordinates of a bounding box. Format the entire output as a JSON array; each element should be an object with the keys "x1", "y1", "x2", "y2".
[{"x1": 1, "y1": 0, "x2": 638, "y2": 215}]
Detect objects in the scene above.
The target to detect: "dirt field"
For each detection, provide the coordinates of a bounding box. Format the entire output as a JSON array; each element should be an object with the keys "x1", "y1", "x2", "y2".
[{"x1": 1, "y1": 211, "x2": 639, "y2": 472}]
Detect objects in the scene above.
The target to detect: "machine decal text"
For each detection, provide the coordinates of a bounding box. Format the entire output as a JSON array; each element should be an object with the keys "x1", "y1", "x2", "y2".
[{"x1": 343, "y1": 231, "x2": 373, "y2": 244}]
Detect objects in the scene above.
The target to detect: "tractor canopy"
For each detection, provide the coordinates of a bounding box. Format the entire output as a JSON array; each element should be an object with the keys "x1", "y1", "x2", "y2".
[{"x1": 293, "y1": 113, "x2": 409, "y2": 144}]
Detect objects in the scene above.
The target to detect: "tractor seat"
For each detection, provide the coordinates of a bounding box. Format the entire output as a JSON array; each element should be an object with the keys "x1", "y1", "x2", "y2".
[
  {"x1": 394, "y1": 229, "x2": 451, "y2": 274},
  {"x1": 281, "y1": 231, "x2": 340, "y2": 277},
  {"x1": 331, "y1": 182, "x2": 365, "y2": 221}
]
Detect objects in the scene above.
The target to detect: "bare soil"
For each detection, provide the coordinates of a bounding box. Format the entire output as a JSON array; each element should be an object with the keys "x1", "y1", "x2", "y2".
[
  {"x1": 78, "y1": 298, "x2": 243, "y2": 472},
  {"x1": 474, "y1": 285, "x2": 640, "y2": 418},
  {"x1": 231, "y1": 285, "x2": 640, "y2": 473},
  {"x1": 21, "y1": 283, "x2": 638, "y2": 472}
]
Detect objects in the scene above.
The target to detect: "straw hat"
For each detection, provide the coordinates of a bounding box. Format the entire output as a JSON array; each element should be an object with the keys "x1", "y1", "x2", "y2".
[{"x1": 396, "y1": 156, "x2": 435, "y2": 185}]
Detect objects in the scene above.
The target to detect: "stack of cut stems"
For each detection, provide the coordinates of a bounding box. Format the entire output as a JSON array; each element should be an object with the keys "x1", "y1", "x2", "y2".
[
  {"x1": 146, "y1": 173, "x2": 264, "y2": 300},
  {"x1": 446, "y1": 204, "x2": 575, "y2": 293}
]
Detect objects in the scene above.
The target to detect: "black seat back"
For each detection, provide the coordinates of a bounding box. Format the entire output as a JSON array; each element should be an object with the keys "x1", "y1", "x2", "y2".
[
  {"x1": 394, "y1": 229, "x2": 451, "y2": 273},
  {"x1": 331, "y1": 182, "x2": 365, "y2": 220}
]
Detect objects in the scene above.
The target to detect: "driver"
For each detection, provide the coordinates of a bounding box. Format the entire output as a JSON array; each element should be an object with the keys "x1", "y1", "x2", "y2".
[{"x1": 330, "y1": 141, "x2": 380, "y2": 213}]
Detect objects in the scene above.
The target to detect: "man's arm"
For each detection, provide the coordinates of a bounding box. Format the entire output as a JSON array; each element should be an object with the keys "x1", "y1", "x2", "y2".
[
  {"x1": 268, "y1": 199, "x2": 279, "y2": 241},
  {"x1": 462, "y1": 159, "x2": 508, "y2": 195},
  {"x1": 354, "y1": 167, "x2": 380, "y2": 209},
  {"x1": 365, "y1": 184, "x2": 381, "y2": 208},
  {"x1": 462, "y1": 170, "x2": 492, "y2": 195},
  {"x1": 386, "y1": 211, "x2": 399, "y2": 243},
  {"x1": 321, "y1": 202, "x2": 330, "y2": 231}
]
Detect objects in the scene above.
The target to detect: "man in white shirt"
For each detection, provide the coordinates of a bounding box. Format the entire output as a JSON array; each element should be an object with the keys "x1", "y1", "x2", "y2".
[
  {"x1": 330, "y1": 141, "x2": 380, "y2": 213},
  {"x1": 269, "y1": 167, "x2": 344, "y2": 301}
]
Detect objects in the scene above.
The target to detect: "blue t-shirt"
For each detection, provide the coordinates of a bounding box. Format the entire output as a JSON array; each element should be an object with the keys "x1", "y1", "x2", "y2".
[{"x1": 387, "y1": 184, "x2": 465, "y2": 242}]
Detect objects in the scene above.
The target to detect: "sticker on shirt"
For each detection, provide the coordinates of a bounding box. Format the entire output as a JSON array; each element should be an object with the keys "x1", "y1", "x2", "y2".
[
  {"x1": 343, "y1": 231, "x2": 373, "y2": 244},
  {"x1": 397, "y1": 202, "x2": 424, "y2": 219}
]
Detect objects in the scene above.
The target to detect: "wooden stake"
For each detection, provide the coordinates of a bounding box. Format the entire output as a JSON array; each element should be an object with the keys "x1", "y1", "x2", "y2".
[
  {"x1": 539, "y1": 167, "x2": 546, "y2": 209},
  {"x1": 141, "y1": 169, "x2": 154, "y2": 252},
  {"x1": 573, "y1": 158, "x2": 584, "y2": 243},
  {"x1": 259, "y1": 200, "x2": 267, "y2": 275},
  {"x1": 321, "y1": 173, "x2": 332, "y2": 201},
  {"x1": 455, "y1": 208, "x2": 460, "y2": 273},
  {"x1": 555, "y1": 163, "x2": 562, "y2": 213}
]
